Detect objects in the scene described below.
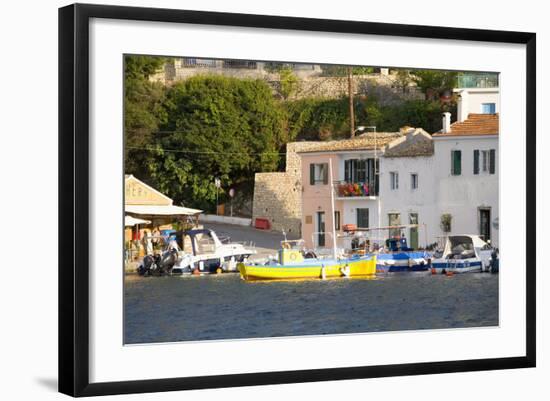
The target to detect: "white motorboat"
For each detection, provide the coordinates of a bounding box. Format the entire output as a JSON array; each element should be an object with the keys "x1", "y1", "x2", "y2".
[
  {"x1": 431, "y1": 235, "x2": 498, "y2": 274},
  {"x1": 171, "y1": 228, "x2": 256, "y2": 274}
]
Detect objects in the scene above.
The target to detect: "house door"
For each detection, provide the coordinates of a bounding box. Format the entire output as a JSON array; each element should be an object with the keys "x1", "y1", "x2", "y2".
[
  {"x1": 409, "y1": 213, "x2": 419, "y2": 249},
  {"x1": 479, "y1": 208, "x2": 491, "y2": 242},
  {"x1": 316, "y1": 211, "x2": 325, "y2": 247},
  {"x1": 388, "y1": 213, "x2": 401, "y2": 238},
  {"x1": 356, "y1": 208, "x2": 369, "y2": 229}
]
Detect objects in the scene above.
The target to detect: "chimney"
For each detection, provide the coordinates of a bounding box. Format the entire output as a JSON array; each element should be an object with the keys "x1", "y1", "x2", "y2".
[
  {"x1": 406, "y1": 128, "x2": 415, "y2": 141},
  {"x1": 442, "y1": 112, "x2": 451, "y2": 133},
  {"x1": 400, "y1": 126, "x2": 415, "y2": 140}
]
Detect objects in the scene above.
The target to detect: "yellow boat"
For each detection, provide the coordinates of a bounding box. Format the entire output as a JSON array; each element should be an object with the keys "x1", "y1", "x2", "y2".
[{"x1": 238, "y1": 247, "x2": 377, "y2": 281}]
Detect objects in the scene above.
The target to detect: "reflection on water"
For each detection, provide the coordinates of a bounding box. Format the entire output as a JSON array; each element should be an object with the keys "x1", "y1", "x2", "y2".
[{"x1": 124, "y1": 273, "x2": 498, "y2": 344}]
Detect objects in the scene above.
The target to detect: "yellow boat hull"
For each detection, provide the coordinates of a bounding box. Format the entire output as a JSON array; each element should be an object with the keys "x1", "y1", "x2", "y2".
[{"x1": 238, "y1": 256, "x2": 376, "y2": 281}]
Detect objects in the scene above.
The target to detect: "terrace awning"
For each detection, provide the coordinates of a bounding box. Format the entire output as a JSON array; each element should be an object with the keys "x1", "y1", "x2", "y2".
[
  {"x1": 124, "y1": 215, "x2": 151, "y2": 226},
  {"x1": 125, "y1": 204, "x2": 202, "y2": 217}
]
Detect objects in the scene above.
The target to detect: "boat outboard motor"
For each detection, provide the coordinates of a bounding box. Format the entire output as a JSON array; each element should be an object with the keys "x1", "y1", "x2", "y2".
[
  {"x1": 137, "y1": 254, "x2": 156, "y2": 276},
  {"x1": 151, "y1": 248, "x2": 178, "y2": 275}
]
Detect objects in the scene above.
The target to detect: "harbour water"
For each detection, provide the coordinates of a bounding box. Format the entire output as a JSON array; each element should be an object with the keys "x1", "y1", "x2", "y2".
[{"x1": 124, "y1": 273, "x2": 498, "y2": 344}]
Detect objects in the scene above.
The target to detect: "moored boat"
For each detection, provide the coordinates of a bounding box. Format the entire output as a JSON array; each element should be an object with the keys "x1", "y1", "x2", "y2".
[
  {"x1": 170, "y1": 228, "x2": 256, "y2": 275},
  {"x1": 376, "y1": 251, "x2": 431, "y2": 273},
  {"x1": 238, "y1": 240, "x2": 376, "y2": 281},
  {"x1": 340, "y1": 225, "x2": 432, "y2": 273},
  {"x1": 431, "y1": 234, "x2": 497, "y2": 274}
]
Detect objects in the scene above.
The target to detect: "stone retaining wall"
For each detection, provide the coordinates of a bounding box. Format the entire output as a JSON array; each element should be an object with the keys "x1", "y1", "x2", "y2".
[{"x1": 252, "y1": 141, "x2": 330, "y2": 236}]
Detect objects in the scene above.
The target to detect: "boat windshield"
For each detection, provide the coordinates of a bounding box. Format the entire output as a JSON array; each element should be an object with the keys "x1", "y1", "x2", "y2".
[
  {"x1": 195, "y1": 233, "x2": 216, "y2": 253},
  {"x1": 281, "y1": 239, "x2": 304, "y2": 250},
  {"x1": 448, "y1": 236, "x2": 476, "y2": 258}
]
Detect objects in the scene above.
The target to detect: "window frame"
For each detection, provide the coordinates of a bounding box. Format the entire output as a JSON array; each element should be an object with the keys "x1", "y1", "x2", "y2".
[
  {"x1": 410, "y1": 173, "x2": 418, "y2": 190},
  {"x1": 390, "y1": 171, "x2": 399, "y2": 190},
  {"x1": 310, "y1": 163, "x2": 329, "y2": 185},
  {"x1": 481, "y1": 102, "x2": 496, "y2": 114},
  {"x1": 451, "y1": 150, "x2": 462, "y2": 176}
]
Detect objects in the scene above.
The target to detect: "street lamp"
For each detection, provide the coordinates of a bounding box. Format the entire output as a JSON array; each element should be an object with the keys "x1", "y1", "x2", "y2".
[{"x1": 214, "y1": 178, "x2": 221, "y2": 215}]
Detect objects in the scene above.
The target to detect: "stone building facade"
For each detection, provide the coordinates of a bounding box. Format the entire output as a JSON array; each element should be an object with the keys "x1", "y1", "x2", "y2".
[
  {"x1": 252, "y1": 142, "x2": 323, "y2": 235},
  {"x1": 252, "y1": 134, "x2": 407, "y2": 236},
  {"x1": 150, "y1": 59, "x2": 423, "y2": 102}
]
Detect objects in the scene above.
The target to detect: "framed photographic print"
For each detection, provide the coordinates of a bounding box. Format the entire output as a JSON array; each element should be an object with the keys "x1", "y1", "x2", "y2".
[{"x1": 58, "y1": 3, "x2": 536, "y2": 397}]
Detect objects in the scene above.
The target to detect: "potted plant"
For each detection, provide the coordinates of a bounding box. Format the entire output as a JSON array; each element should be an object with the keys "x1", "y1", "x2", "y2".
[{"x1": 440, "y1": 213, "x2": 452, "y2": 232}]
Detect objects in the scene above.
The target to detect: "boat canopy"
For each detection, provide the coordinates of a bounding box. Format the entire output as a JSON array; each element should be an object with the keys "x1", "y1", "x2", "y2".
[{"x1": 443, "y1": 235, "x2": 490, "y2": 258}]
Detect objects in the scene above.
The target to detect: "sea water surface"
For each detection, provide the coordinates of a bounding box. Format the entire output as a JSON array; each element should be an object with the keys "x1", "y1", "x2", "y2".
[{"x1": 124, "y1": 273, "x2": 498, "y2": 344}]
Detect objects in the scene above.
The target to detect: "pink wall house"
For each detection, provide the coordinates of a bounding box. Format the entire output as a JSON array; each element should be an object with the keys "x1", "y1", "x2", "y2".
[{"x1": 300, "y1": 153, "x2": 342, "y2": 249}]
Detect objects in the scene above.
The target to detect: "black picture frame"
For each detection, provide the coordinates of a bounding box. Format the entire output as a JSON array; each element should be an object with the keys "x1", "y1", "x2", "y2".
[{"x1": 59, "y1": 3, "x2": 536, "y2": 397}]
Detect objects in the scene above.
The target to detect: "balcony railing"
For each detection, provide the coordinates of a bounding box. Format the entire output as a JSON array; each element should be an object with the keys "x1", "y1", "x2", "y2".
[
  {"x1": 223, "y1": 60, "x2": 258, "y2": 69},
  {"x1": 334, "y1": 181, "x2": 378, "y2": 198},
  {"x1": 457, "y1": 73, "x2": 499, "y2": 89},
  {"x1": 181, "y1": 58, "x2": 217, "y2": 68}
]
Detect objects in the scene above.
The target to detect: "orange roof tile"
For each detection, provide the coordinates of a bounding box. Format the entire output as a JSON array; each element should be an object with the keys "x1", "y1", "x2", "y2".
[{"x1": 433, "y1": 113, "x2": 499, "y2": 137}]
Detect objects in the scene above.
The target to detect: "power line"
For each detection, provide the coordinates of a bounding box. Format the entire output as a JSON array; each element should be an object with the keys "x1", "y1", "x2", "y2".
[{"x1": 126, "y1": 145, "x2": 287, "y2": 156}]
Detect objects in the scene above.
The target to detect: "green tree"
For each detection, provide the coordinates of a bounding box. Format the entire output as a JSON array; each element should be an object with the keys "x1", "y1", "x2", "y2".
[
  {"x1": 278, "y1": 67, "x2": 300, "y2": 100},
  {"x1": 147, "y1": 75, "x2": 285, "y2": 211},
  {"x1": 410, "y1": 69, "x2": 458, "y2": 99},
  {"x1": 124, "y1": 55, "x2": 167, "y2": 177}
]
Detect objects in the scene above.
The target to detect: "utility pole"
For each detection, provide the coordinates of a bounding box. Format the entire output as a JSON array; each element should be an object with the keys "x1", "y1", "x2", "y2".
[{"x1": 348, "y1": 66, "x2": 355, "y2": 138}]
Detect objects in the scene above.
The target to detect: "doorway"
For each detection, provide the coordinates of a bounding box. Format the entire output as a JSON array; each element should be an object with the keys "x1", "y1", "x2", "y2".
[
  {"x1": 316, "y1": 211, "x2": 325, "y2": 247},
  {"x1": 479, "y1": 208, "x2": 491, "y2": 242},
  {"x1": 409, "y1": 213, "x2": 419, "y2": 249}
]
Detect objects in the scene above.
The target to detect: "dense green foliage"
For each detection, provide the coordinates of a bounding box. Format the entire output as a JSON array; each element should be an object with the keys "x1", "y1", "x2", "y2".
[
  {"x1": 410, "y1": 69, "x2": 459, "y2": 98},
  {"x1": 124, "y1": 56, "x2": 457, "y2": 213},
  {"x1": 124, "y1": 56, "x2": 167, "y2": 176},
  {"x1": 143, "y1": 75, "x2": 285, "y2": 211},
  {"x1": 320, "y1": 65, "x2": 375, "y2": 76},
  {"x1": 285, "y1": 97, "x2": 453, "y2": 140}
]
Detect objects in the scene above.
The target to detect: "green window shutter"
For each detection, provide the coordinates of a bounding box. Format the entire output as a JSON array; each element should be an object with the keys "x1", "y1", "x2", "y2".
[
  {"x1": 451, "y1": 151, "x2": 455, "y2": 175},
  {"x1": 489, "y1": 149, "x2": 496, "y2": 174},
  {"x1": 310, "y1": 164, "x2": 315, "y2": 185},
  {"x1": 344, "y1": 160, "x2": 350, "y2": 182},
  {"x1": 351, "y1": 159, "x2": 358, "y2": 183},
  {"x1": 473, "y1": 150, "x2": 480, "y2": 175},
  {"x1": 452, "y1": 150, "x2": 462, "y2": 175},
  {"x1": 323, "y1": 163, "x2": 329, "y2": 184}
]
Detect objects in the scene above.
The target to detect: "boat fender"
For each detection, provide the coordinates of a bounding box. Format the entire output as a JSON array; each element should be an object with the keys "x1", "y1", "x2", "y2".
[
  {"x1": 340, "y1": 264, "x2": 351, "y2": 278},
  {"x1": 321, "y1": 265, "x2": 326, "y2": 280}
]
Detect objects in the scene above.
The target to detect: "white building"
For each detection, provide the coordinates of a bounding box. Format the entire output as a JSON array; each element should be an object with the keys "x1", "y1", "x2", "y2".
[
  {"x1": 298, "y1": 129, "x2": 436, "y2": 249},
  {"x1": 378, "y1": 128, "x2": 437, "y2": 248},
  {"x1": 299, "y1": 84, "x2": 500, "y2": 250},
  {"x1": 432, "y1": 111, "x2": 499, "y2": 246},
  {"x1": 454, "y1": 87, "x2": 499, "y2": 122},
  {"x1": 377, "y1": 84, "x2": 500, "y2": 248}
]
